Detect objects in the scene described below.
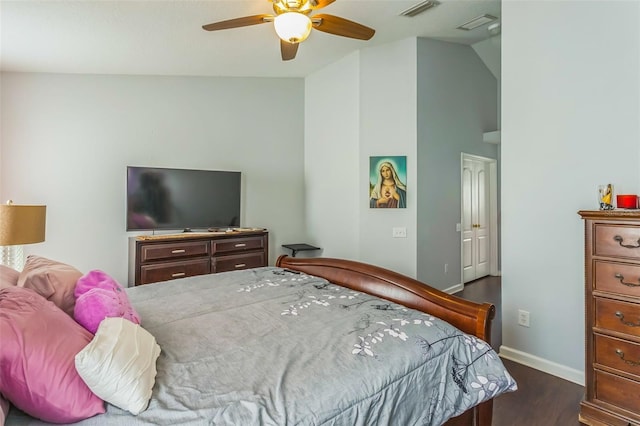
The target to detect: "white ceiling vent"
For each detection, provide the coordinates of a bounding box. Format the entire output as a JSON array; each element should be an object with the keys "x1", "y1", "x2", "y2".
[
  {"x1": 400, "y1": 1, "x2": 440, "y2": 18},
  {"x1": 456, "y1": 14, "x2": 498, "y2": 31}
]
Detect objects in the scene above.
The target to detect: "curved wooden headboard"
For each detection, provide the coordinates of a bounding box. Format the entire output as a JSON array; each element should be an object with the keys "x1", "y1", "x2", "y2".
[{"x1": 276, "y1": 255, "x2": 495, "y2": 343}]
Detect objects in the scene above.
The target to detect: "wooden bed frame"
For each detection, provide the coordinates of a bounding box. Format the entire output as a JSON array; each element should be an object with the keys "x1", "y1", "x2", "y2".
[{"x1": 276, "y1": 255, "x2": 496, "y2": 426}]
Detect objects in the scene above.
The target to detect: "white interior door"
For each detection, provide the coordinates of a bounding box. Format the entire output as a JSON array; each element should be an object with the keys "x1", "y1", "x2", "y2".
[{"x1": 462, "y1": 156, "x2": 490, "y2": 283}]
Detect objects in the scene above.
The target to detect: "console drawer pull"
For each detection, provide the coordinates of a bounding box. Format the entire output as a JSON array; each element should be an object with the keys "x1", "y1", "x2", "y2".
[
  {"x1": 613, "y1": 235, "x2": 640, "y2": 249},
  {"x1": 614, "y1": 273, "x2": 640, "y2": 287},
  {"x1": 171, "y1": 272, "x2": 186, "y2": 278},
  {"x1": 615, "y1": 311, "x2": 640, "y2": 327},
  {"x1": 234, "y1": 243, "x2": 247, "y2": 248},
  {"x1": 234, "y1": 263, "x2": 246, "y2": 268},
  {"x1": 615, "y1": 349, "x2": 640, "y2": 367},
  {"x1": 171, "y1": 249, "x2": 186, "y2": 254}
]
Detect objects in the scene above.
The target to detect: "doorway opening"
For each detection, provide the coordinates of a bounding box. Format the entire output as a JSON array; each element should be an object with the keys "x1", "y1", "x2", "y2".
[{"x1": 461, "y1": 153, "x2": 498, "y2": 284}]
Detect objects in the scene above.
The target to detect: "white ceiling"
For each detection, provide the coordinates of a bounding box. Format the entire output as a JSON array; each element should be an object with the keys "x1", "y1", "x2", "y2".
[{"x1": 0, "y1": 0, "x2": 501, "y2": 78}]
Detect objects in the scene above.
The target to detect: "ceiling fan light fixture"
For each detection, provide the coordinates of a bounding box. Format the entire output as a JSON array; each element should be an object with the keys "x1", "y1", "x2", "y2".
[{"x1": 274, "y1": 12, "x2": 312, "y2": 43}]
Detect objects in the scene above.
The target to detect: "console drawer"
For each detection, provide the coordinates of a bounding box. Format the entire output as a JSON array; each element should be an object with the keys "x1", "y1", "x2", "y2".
[
  {"x1": 139, "y1": 258, "x2": 210, "y2": 285},
  {"x1": 212, "y1": 236, "x2": 265, "y2": 254},
  {"x1": 595, "y1": 298, "x2": 640, "y2": 338},
  {"x1": 212, "y1": 252, "x2": 266, "y2": 273},
  {"x1": 141, "y1": 240, "x2": 210, "y2": 262},
  {"x1": 594, "y1": 260, "x2": 640, "y2": 297},
  {"x1": 595, "y1": 334, "x2": 640, "y2": 380},
  {"x1": 594, "y1": 224, "x2": 640, "y2": 260},
  {"x1": 130, "y1": 231, "x2": 269, "y2": 286}
]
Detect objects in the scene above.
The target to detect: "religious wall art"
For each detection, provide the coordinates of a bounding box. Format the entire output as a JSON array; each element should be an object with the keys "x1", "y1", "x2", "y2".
[{"x1": 369, "y1": 156, "x2": 407, "y2": 209}]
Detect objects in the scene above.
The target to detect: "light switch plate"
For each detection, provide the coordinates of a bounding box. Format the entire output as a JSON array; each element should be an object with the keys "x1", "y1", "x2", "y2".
[{"x1": 392, "y1": 227, "x2": 407, "y2": 238}]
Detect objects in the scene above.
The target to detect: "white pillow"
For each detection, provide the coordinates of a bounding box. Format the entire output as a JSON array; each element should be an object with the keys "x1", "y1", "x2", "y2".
[
  {"x1": 0, "y1": 393, "x2": 9, "y2": 426},
  {"x1": 75, "y1": 317, "x2": 161, "y2": 415}
]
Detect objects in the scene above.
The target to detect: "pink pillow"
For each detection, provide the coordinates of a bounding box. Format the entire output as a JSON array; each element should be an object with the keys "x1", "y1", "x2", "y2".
[
  {"x1": 0, "y1": 265, "x2": 19, "y2": 290},
  {"x1": 74, "y1": 270, "x2": 141, "y2": 334},
  {"x1": 0, "y1": 286, "x2": 105, "y2": 423},
  {"x1": 17, "y1": 255, "x2": 82, "y2": 316}
]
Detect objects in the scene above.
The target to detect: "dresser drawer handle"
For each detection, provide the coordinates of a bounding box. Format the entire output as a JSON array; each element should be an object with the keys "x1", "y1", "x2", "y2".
[
  {"x1": 234, "y1": 243, "x2": 247, "y2": 248},
  {"x1": 615, "y1": 311, "x2": 640, "y2": 327},
  {"x1": 171, "y1": 272, "x2": 186, "y2": 278},
  {"x1": 614, "y1": 273, "x2": 640, "y2": 287},
  {"x1": 613, "y1": 235, "x2": 640, "y2": 249},
  {"x1": 171, "y1": 249, "x2": 186, "y2": 254},
  {"x1": 615, "y1": 349, "x2": 640, "y2": 367},
  {"x1": 234, "y1": 263, "x2": 246, "y2": 268}
]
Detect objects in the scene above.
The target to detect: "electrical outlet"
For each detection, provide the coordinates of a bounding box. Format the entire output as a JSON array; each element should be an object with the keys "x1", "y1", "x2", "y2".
[
  {"x1": 392, "y1": 227, "x2": 407, "y2": 238},
  {"x1": 518, "y1": 309, "x2": 530, "y2": 327}
]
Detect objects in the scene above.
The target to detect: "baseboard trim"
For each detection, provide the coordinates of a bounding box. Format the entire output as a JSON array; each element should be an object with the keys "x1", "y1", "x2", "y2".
[
  {"x1": 499, "y1": 345, "x2": 584, "y2": 386},
  {"x1": 445, "y1": 283, "x2": 464, "y2": 294}
]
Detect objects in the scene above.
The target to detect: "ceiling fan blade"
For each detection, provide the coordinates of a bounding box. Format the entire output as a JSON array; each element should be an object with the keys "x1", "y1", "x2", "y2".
[
  {"x1": 202, "y1": 14, "x2": 272, "y2": 31},
  {"x1": 309, "y1": 0, "x2": 336, "y2": 10},
  {"x1": 312, "y1": 14, "x2": 375, "y2": 40},
  {"x1": 281, "y1": 40, "x2": 299, "y2": 61}
]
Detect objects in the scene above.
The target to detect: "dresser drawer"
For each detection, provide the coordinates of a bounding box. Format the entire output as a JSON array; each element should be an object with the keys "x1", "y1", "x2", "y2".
[
  {"x1": 594, "y1": 260, "x2": 640, "y2": 298},
  {"x1": 141, "y1": 240, "x2": 210, "y2": 262},
  {"x1": 212, "y1": 252, "x2": 266, "y2": 273},
  {"x1": 595, "y1": 370, "x2": 640, "y2": 417},
  {"x1": 595, "y1": 334, "x2": 640, "y2": 380},
  {"x1": 594, "y1": 224, "x2": 640, "y2": 260},
  {"x1": 212, "y1": 236, "x2": 265, "y2": 255},
  {"x1": 139, "y1": 258, "x2": 210, "y2": 285},
  {"x1": 595, "y1": 298, "x2": 640, "y2": 338}
]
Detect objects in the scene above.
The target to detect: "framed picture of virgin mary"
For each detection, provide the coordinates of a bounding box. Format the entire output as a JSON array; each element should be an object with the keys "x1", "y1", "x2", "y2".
[{"x1": 369, "y1": 156, "x2": 407, "y2": 209}]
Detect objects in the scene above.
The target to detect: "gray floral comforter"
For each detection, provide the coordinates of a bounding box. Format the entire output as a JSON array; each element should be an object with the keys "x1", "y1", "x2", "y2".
[{"x1": 8, "y1": 267, "x2": 516, "y2": 426}]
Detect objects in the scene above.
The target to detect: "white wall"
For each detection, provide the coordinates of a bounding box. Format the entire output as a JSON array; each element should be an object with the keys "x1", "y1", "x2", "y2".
[
  {"x1": 358, "y1": 38, "x2": 418, "y2": 277},
  {"x1": 304, "y1": 39, "x2": 418, "y2": 277},
  {"x1": 472, "y1": 36, "x2": 501, "y2": 81},
  {"x1": 501, "y1": 0, "x2": 640, "y2": 383},
  {"x1": 0, "y1": 79, "x2": 3, "y2": 175},
  {"x1": 304, "y1": 52, "x2": 360, "y2": 259},
  {"x1": 0, "y1": 72, "x2": 307, "y2": 285},
  {"x1": 416, "y1": 38, "x2": 498, "y2": 290},
  {"x1": 304, "y1": 37, "x2": 497, "y2": 284}
]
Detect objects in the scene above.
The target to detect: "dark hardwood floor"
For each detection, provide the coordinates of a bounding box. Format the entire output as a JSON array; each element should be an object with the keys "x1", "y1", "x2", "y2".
[
  {"x1": 456, "y1": 275, "x2": 502, "y2": 351},
  {"x1": 456, "y1": 277, "x2": 584, "y2": 426}
]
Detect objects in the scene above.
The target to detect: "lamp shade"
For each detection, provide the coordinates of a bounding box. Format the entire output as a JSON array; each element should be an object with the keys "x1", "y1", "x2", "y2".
[
  {"x1": 274, "y1": 12, "x2": 312, "y2": 44},
  {"x1": 0, "y1": 204, "x2": 47, "y2": 246}
]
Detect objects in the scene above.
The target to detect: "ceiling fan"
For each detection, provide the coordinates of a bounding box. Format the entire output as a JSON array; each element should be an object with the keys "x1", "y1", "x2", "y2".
[{"x1": 202, "y1": 0, "x2": 375, "y2": 61}]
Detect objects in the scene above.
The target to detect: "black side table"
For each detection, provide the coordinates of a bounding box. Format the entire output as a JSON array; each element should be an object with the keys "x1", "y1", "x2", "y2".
[{"x1": 282, "y1": 243, "x2": 321, "y2": 257}]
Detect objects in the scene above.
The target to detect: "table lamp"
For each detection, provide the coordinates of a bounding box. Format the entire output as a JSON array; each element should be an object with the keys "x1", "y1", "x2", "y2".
[{"x1": 0, "y1": 200, "x2": 46, "y2": 271}]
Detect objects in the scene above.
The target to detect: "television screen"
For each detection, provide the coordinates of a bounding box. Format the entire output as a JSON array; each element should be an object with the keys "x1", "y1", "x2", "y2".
[{"x1": 126, "y1": 166, "x2": 241, "y2": 231}]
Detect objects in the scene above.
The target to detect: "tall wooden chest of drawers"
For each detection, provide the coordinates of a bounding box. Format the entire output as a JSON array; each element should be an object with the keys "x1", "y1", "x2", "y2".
[
  {"x1": 579, "y1": 211, "x2": 640, "y2": 426},
  {"x1": 128, "y1": 229, "x2": 268, "y2": 286}
]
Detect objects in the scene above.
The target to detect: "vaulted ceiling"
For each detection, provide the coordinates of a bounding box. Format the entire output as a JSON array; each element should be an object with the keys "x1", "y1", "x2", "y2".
[{"x1": 1, "y1": 0, "x2": 501, "y2": 78}]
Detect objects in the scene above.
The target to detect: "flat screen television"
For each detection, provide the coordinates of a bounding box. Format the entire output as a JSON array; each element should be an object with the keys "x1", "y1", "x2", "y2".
[{"x1": 126, "y1": 166, "x2": 241, "y2": 231}]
